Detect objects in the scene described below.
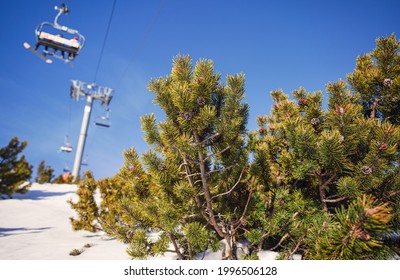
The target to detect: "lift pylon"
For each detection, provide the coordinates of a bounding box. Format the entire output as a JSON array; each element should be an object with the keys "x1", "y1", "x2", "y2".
[{"x1": 70, "y1": 80, "x2": 114, "y2": 179}]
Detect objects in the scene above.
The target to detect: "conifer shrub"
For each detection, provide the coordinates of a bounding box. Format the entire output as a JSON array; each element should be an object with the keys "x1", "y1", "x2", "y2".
[
  {"x1": 0, "y1": 136, "x2": 33, "y2": 198},
  {"x1": 70, "y1": 35, "x2": 400, "y2": 259},
  {"x1": 35, "y1": 160, "x2": 54, "y2": 184}
]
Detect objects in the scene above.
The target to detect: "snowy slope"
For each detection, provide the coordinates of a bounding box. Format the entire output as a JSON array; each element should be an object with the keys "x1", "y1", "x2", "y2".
[
  {"x1": 0, "y1": 183, "x2": 282, "y2": 260},
  {"x1": 0, "y1": 183, "x2": 128, "y2": 260}
]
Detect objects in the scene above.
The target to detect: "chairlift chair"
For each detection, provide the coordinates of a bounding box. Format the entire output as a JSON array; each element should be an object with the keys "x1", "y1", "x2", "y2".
[
  {"x1": 24, "y1": 3, "x2": 85, "y2": 63},
  {"x1": 94, "y1": 108, "x2": 111, "y2": 128},
  {"x1": 60, "y1": 145, "x2": 73, "y2": 153},
  {"x1": 60, "y1": 135, "x2": 73, "y2": 153}
]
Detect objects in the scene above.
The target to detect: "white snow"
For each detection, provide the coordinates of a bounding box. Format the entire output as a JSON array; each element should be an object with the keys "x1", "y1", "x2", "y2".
[
  {"x1": 0, "y1": 183, "x2": 283, "y2": 260},
  {"x1": 0, "y1": 183, "x2": 127, "y2": 260}
]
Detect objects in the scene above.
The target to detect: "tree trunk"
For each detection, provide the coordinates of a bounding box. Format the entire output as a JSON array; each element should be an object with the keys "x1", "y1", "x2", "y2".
[
  {"x1": 168, "y1": 232, "x2": 185, "y2": 260},
  {"x1": 193, "y1": 130, "x2": 226, "y2": 238},
  {"x1": 370, "y1": 97, "x2": 379, "y2": 119}
]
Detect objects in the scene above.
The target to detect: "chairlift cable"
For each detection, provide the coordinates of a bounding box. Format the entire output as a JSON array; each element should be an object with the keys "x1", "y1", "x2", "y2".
[{"x1": 93, "y1": 0, "x2": 117, "y2": 83}]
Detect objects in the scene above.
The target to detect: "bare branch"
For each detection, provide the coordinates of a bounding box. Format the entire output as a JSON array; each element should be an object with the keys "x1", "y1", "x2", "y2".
[
  {"x1": 209, "y1": 164, "x2": 236, "y2": 174},
  {"x1": 182, "y1": 165, "x2": 236, "y2": 180},
  {"x1": 204, "y1": 145, "x2": 231, "y2": 161},
  {"x1": 208, "y1": 167, "x2": 246, "y2": 202},
  {"x1": 195, "y1": 132, "x2": 221, "y2": 146},
  {"x1": 270, "y1": 233, "x2": 289, "y2": 251},
  {"x1": 322, "y1": 196, "x2": 348, "y2": 203},
  {"x1": 234, "y1": 184, "x2": 255, "y2": 229},
  {"x1": 289, "y1": 235, "x2": 305, "y2": 257}
]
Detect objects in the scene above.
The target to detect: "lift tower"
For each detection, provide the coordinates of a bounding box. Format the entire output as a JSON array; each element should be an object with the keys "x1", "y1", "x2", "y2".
[{"x1": 70, "y1": 80, "x2": 114, "y2": 179}]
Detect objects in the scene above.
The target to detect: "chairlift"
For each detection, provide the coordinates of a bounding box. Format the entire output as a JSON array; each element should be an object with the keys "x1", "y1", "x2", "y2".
[
  {"x1": 94, "y1": 108, "x2": 111, "y2": 128},
  {"x1": 24, "y1": 3, "x2": 85, "y2": 64},
  {"x1": 60, "y1": 135, "x2": 72, "y2": 153}
]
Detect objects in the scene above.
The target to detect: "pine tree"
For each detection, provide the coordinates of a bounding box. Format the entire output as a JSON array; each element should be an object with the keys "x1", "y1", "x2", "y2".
[
  {"x1": 91, "y1": 148, "x2": 204, "y2": 259},
  {"x1": 0, "y1": 136, "x2": 33, "y2": 198},
  {"x1": 68, "y1": 171, "x2": 100, "y2": 232},
  {"x1": 250, "y1": 39, "x2": 400, "y2": 258},
  {"x1": 70, "y1": 55, "x2": 252, "y2": 259},
  {"x1": 347, "y1": 34, "x2": 400, "y2": 123},
  {"x1": 139, "y1": 55, "x2": 251, "y2": 259},
  {"x1": 35, "y1": 160, "x2": 54, "y2": 184}
]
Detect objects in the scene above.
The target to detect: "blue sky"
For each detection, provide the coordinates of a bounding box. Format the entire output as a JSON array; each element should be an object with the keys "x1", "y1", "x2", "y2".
[{"x1": 1, "y1": 0, "x2": 399, "y2": 180}]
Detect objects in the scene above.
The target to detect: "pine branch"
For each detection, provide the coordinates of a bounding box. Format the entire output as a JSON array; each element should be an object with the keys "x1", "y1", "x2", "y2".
[
  {"x1": 234, "y1": 184, "x2": 255, "y2": 230},
  {"x1": 167, "y1": 232, "x2": 185, "y2": 260},
  {"x1": 204, "y1": 145, "x2": 231, "y2": 161},
  {"x1": 388, "y1": 190, "x2": 400, "y2": 198},
  {"x1": 270, "y1": 233, "x2": 290, "y2": 250},
  {"x1": 208, "y1": 167, "x2": 245, "y2": 202},
  {"x1": 207, "y1": 165, "x2": 236, "y2": 174},
  {"x1": 322, "y1": 196, "x2": 349, "y2": 203},
  {"x1": 195, "y1": 131, "x2": 221, "y2": 146},
  {"x1": 317, "y1": 173, "x2": 336, "y2": 211},
  {"x1": 289, "y1": 235, "x2": 305, "y2": 256},
  {"x1": 182, "y1": 164, "x2": 235, "y2": 178}
]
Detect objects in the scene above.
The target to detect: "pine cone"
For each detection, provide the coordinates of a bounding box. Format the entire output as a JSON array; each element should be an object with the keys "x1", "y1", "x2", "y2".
[
  {"x1": 383, "y1": 78, "x2": 393, "y2": 87},
  {"x1": 182, "y1": 112, "x2": 193, "y2": 120},
  {"x1": 257, "y1": 115, "x2": 267, "y2": 123},
  {"x1": 258, "y1": 127, "x2": 267, "y2": 134},
  {"x1": 361, "y1": 165, "x2": 373, "y2": 175},
  {"x1": 298, "y1": 98, "x2": 309, "y2": 106},
  {"x1": 311, "y1": 118, "x2": 320, "y2": 125},
  {"x1": 158, "y1": 163, "x2": 166, "y2": 171},
  {"x1": 335, "y1": 104, "x2": 345, "y2": 115},
  {"x1": 378, "y1": 142, "x2": 388, "y2": 151},
  {"x1": 130, "y1": 164, "x2": 137, "y2": 172},
  {"x1": 197, "y1": 96, "x2": 206, "y2": 106},
  {"x1": 180, "y1": 112, "x2": 193, "y2": 121}
]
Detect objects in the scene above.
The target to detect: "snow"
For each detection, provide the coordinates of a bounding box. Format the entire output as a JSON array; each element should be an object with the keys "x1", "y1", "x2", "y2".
[
  {"x1": 0, "y1": 183, "x2": 127, "y2": 260},
  {"x1": 0, "y1": 183, "x2": 283, "y2": 260}
]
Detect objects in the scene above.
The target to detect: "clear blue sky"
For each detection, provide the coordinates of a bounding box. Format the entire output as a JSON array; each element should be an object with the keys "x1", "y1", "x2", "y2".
[{"x1": 1, "y1": 0, "x2": 399, "y2": 180}]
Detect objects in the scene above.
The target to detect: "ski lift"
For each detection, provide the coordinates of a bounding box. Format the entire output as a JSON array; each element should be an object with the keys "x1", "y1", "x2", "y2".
[
  {"x1": 60, "y1": 135, "x2": 73, "y2": 153},
  {"x1": 94, "y1": 107, "x2": 111, "y2": 128},
  {"x1": 23, "y1": 3, "x2": 85, "y2": 64}
]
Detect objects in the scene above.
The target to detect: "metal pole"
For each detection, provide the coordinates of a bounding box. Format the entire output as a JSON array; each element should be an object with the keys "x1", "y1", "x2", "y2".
[{"x1": 72, "y1": 95, "x2": 93, "y2": 180}]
